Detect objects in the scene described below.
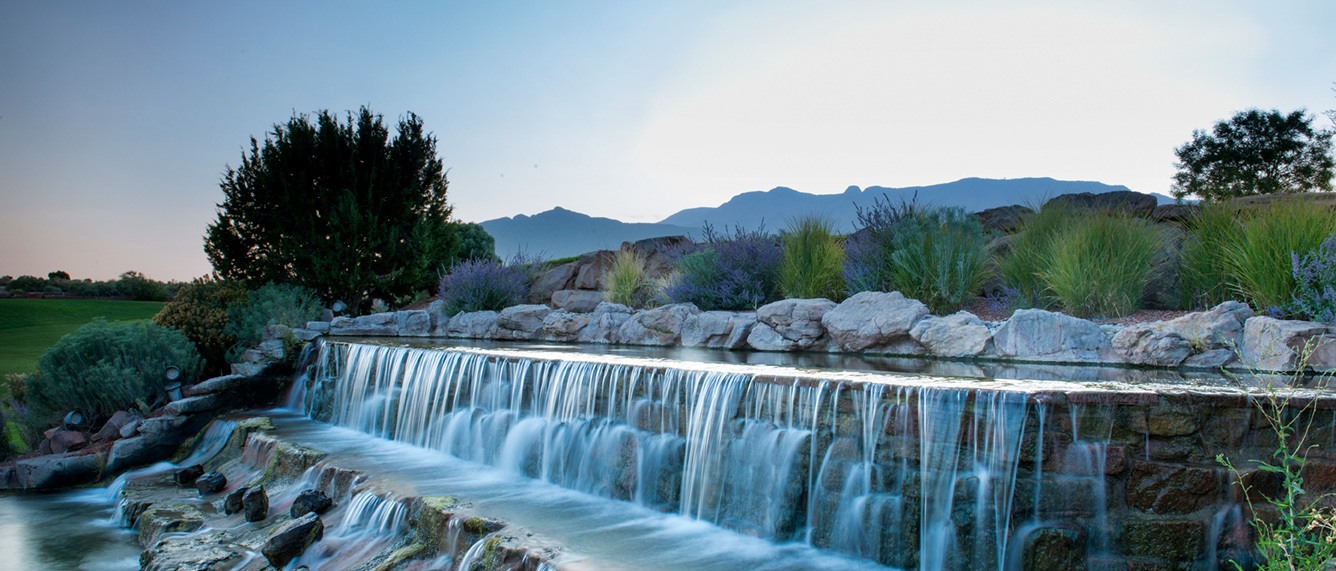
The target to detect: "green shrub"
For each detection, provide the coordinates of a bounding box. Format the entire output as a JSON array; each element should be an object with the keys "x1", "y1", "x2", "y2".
[
  {"x1": 1178, "y1": 202, "x2": 1244, "y2": 309},
  {"x1": 1223, "y1": 200, "x2": 1336, "y2": 312},
  {"x1": 116, "y1": 271, "x2": 169, "y2": 301},
  {"x1": 153, "y1": 277, "x2": 248, "y2": 374},
  {"x1": 881, "y1": 208, "x2": 989, "y2": 313},
  {"x1": 997, "y1": 204, "x2": 1069, "y2": 308},
  {"x1": 779, "y1": 217, "x2": 846, "y2": 300},
  {"x1": 29, "y1": 319, "x2": 202, "y2": 424},
  {"x1": 226, "y1": 283, "x2": 324, "y2": 348},
  {"x1": 603, "y1": 250, "x2": 658, "y2": 308},
  {"x1": 1040, "y1": 214, "x2": 1164, "y2": 317}
]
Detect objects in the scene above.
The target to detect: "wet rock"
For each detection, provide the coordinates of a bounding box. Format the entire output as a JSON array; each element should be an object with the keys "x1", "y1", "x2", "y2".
[
  {"x1": 992, "y1": 309, "x2": 1111, "y2": 363},
  {"x1": 496, "y1": 304, "x2": 553, "y2": 340},
  {"x1": 195, "y1": 470, "x2": 227, "y2": 495},
  {"x1": 1116, "y1": 518, "x2": 1205, "y2": 561},
  {"x1": 1240, "y1": 316, "x2": 1336, "y2": 371},
  {"x1": 48, "y1": 429, "x2": 88, "y2": 453},
  {"x1": 822, "y1": 291, "x2": 929, "y2": 352},
  {"x1": 976, "y1": 205, "x2": 1034, "y2": 234},
  {"x1": 261, "y1": 512, "x2": 324, "y2": 568},
  {"x1": 618, "y1": 303, "x2": 700, "y2": 346},
  {"x1": 1125, "y1": 461, "x2": 1217, "y2": 514},
  {"x1": 12, "y1": 451, "x2": 102, "y2": 489},
  {"x1": 910, "y1": 311, "x2": 991, "y2": 357},
  {"x1": 174, "y1": 465, "x2": 204, "y2": 486},
  {"x1": 681, "y1": 311, "x2": 756, "y2": 349},
  {"x1": 141, "y1": 531, "x2": 258, "y2": 571},
  {"x1": 137, "y1": 503, "x2": 207, "y2": 546},
  {"x1": 291, "y1": 489, "x2": 333, "y2": 518},
  {"x1": 447, "y1": 310, "x2": 499, "y2": 339},
  {"x1": 752, "y1": 298, "x2": 837, "y2": 351},
  {"x1": 538, "y1": 310, "x2": 591, "y2": 342},
  {"x1": 1021, "y1": 525, "x2": 1087, "y2": 571},
  {"x1": 1112, "y1": 323, "x2": 1192, "y2": 367},
  {"x1": 578, "y1": 302, "x2": 633, "y2": 343},
  {"x1": 1044, "y1": 190, "x2": 1157, "y2": 218},
  {"x1": 242, "y1": 486, "x2": 269, "y2": 522},
  {"x1": 224, "y1": 486, "x2": 250, "y2": 515},
  {"x1": 551, "y1": 289, "x2": 606, "y2": 313}
]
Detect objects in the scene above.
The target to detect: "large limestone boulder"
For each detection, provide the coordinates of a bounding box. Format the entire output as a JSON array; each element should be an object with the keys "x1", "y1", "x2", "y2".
[
  {"x1": 1111, "y1": 323, "x2": 1192, "y2": 367},
  {"x1": 1164, "y1": 301, "x2": 1252, "y2": 351},
  {"x1": 578, "y1": 302, "x2": 634, "y2": 343},
  {"x1": 396, "y1": 309, "x2": 432, "y2": 336},
  {"x1": 622, "y1": 235, "x2": 696, "y2": 278},
  {"x1": 11, "y1": 451, "x2": 102, "y2": 489},
  {"x1": 618, "y1": 303, "x2": 700, "y2": 346},
  {"x1": 539, "y1": 310, "x2": 592, "y2": 342},
  {"x1": 681, "y1": 311, "x2": 756, "y2": 349},
  {"x1": 328, "y1": 312, "x2": 398, "y2": 336},
  {"x1": 1240, "y1": 316, "x2": 1336, "y2": 372},
  {"x1": 822, "y1": 292, "x2": 929, "y2": 352},
  {"x1": 992, "y1": 309, "x2": 1112, "y2": 363},
  {"x1": 447, "y1": 311, "x2": 499, "y2": 339},
  {"x1": 572, "y1": 250, "x2": 617, "y2": 290},
  {"x1": 551, "y1": 289, "x2": 606, "y2": 313},
  {"x1": 910, "y1": 311, "x2": 991, "y2": 357},
  {"x1": 496, "y1": 305, "x2": 553, "y2": 340},
  {"x1": 528, "y1": 261, "x2": 579, "y2": 304},
  {"x1": 747, "y1": 299, "x2": 836, "y2": 352}
]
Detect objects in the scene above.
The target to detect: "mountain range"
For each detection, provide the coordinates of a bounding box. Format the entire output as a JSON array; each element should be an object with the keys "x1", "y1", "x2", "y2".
[{"x1": 480, "y1": 177, "x2": 1173, "y2": 259}]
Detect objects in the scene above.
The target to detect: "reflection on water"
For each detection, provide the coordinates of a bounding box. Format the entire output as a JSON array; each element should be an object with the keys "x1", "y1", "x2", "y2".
[{"x1": 0, "y1": 489, "x2": 139, "y2": 570}]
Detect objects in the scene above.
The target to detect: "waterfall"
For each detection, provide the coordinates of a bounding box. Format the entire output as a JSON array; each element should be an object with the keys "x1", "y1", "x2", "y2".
[{"x1": 309, "y1": 341, "x2": 1086, "y2": 568}]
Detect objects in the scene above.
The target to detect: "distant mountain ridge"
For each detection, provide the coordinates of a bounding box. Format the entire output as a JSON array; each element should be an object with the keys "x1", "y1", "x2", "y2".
[{"x1": 480, "y1": 178, "x2": 1173, "y2": 259}]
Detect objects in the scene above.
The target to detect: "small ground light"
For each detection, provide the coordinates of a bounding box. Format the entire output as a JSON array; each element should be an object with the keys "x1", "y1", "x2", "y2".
[
  {"x1": 164, "y1": 366, "x2": 183, "y2": 401},
  {"x1": 62, "y1": 409, "x2": 87, "y2": 431}
]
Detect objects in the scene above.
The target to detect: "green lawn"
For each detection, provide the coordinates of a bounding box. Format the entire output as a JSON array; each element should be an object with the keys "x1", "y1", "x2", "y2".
[{"x1": 0, "y1": 298, "x2": 165, "y2": 376}]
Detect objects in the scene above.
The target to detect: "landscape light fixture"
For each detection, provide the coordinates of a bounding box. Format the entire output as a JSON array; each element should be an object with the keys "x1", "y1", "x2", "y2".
[
  {"x1": 164, "y1": 366, "x2": 183, "y2": 401},
  {"x1": 62, "y1": 409, "x2": 87, "y2": 431}
]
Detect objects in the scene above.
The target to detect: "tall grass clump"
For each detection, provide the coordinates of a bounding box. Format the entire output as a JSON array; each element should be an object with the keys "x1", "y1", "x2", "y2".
[
  {"x1": 1223, "y1": 200, "x2": 1336, "y2": 312},
  {"x1": 437, "y1": 258, "x2": 529, "y2": 315},
  {"x1": 226, "y1": 283, "x2": 324, "y2": 348},
  {"x1": 603, "y1": 250, "x2": 658, "y2": 308},
  {"x1": 779, "y1": 217, "x2": 845, "y2": 300},
  {"x1": 846, "y1": 205, "x2": 989, "y2": 313},
  {"x1": 29, "y1": 319, "x2": 203, "y2": 424},
  {"x1": 1178, "y1": 202, "x2": 1244, "y2": 309},
  {"x1": 996, "y1": 204, "x2": 1070, "y2": 308},
  {"x1": 1286, "y1": 232, "x2": 1336, "y2": 323},
  {"x1": 1039, "y1": 215, "x2": 1165, "y2": 317},
  {"x1": 664, "y1": 225, "x2": 781, "y2": 310}
]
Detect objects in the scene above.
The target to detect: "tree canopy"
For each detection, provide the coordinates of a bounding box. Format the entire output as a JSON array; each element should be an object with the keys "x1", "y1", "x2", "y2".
[
  {"x1": 1171, "y1": 108, "x2": 1334, "y2": 201},
  {"x1": 205, "y1": 107, "x2": 466, "y2": 312}
]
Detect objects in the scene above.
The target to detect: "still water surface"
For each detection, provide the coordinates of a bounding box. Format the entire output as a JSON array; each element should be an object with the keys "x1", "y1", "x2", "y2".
[{"x1": 0, "y1": 488, "x2": 139, "y2": 570}]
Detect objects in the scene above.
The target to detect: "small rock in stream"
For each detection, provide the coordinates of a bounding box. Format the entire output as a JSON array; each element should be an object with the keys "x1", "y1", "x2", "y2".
[
  {"x1": 261, "y1": 512, "x2": 324, "y2": 568},
  {"x1": 223, "y1": 486, "x2": 249, "y2": 515},
  {"x1": 174, "y1": 465, "x2": 204, "y2": 486},
  {"x1": 291, "y1": 489, "x2": 333, "y2": 518},
  {"x1": 194, "y1": 470, "x2": 227, "y2": 495},
  {"x1": 243, "y1": 486, "x2": 269, "y2": 522}
]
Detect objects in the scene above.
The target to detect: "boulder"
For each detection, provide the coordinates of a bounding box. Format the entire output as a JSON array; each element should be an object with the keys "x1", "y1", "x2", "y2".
[
  {"x1": 1164, "y1": 301, "x2": 1252, "y2": 351},
  {"x1": 447, "y1": 311, "x2": 499, "y2": 339},
  {"x1": 174, "y1": 465, "x2": 204, "y2": 486},
  {"x1": 496, "y1": 304, "x2": 553, "y2": 340},
  {"x1": 48, "y1": 429, "x2": 88, "y2": 453},
  {"x1": 258, "y1": 338, "x2": 286, "y2": 361},
  {"x1": 163, "y1": 394, "x2": 223, "y2": 416},
  {"x1": 12, "y1": 452, "x2": 102, "y2": 489},
  {"x1": 539, "y1": 310, "x2": 591, "y2": 342},
  {"x1": 822, "y1": 292, "x2": 929, "y2": 352},
  {"x1": 1152, "y1": 203, "x2": 1199, "y2": 224},
  {"x1": 118, "y1": 419, "x2": 141, "y2": 439},
  {"x1": 746, "y1": 323, "x2": 796, "y2": 352},
  {"x1": 572, "y1": 250, "x2": 617, "y2": 290},
  {"x1": 1184, "y1": 348, "x2": 1235, "y2": 369},
  {"x1": 261, "y1": 512, "x2": 324, "y2": 568},
  {"x1": 551, "y1": 289, "x2": 606, "y2": 313},
  {"x1": 92, "y1": 410, "x2": 136, "y2": 441},
  {"x1": 223, "y1": 486, "x2": 250, "y2": 515},
  {"x1": 242, "y1": 486, "x2": 269, "y2": 522},
  {"x1": 397, "y1": 310, "x2": 433, "y2": 336},
  {"x1": 618, "y1": 304, "x2": 700, "y2": 346},
  {"x1": 992, "y1": 309, "x2": 1111, "y2": 363},
  {"x1": 622, "y1": 235, "x2": 696, "y2": 278},
  {"x1": 681, "y1": 311, "x2": 756, "y2": 349},
  {"x1": 1044, "y1": 190, "x2": 1157, "y2": 218},
  {"x1": 290, "y1": 489, "x2": 333, "y2": 518},
  {"x1": 910, "y1": 311, "x2": 991, "y2": 357},
  {"x1": 328, "y1": 312, "x2": 398, "y2": 336},
  {"x1": 578, "y1": 302, "x2": 634, "y2": 343},
  {"x1": 976, "y1": 205, "x2": 1034, "y2": 234},
  {"x1": 1111, "y1": 323, "x2": 1192, "y2": 367},
  {"x1": 137, "y1": 503, "x2": 206, "y2": 546},
  {"x1": 186, "y1": 374, "x2": 246, "y2": 397},
  {"x1": 528, "y1": 262, "x2": 579, "y2": 304},
  {"x1": 304, "y1": 320, "x2": 331, "y2": 334},
  {"x1": 426, "y1": 299, "x2": 450, "y2": 335},
  {"x1": 195, "y1": 470, "x2": 227, "y2": 495},
  {"x1": 753, "y1": 298, "x2": 838, "y2": 351},
  {"x1": 1240, "y1": 316, "x2": 1336, "y2": 372}
]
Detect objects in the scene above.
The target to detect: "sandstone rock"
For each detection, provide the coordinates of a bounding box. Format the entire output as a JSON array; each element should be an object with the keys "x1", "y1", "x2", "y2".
[
  {"x1": 230, "y1": 362, "x2": 267, "y2": 377},
  {"x1": 496, "y1": 304, "x2": 553, "y2": 340},
  {"x1": 242, "y1": 486, "x2": 269, "y2": 522},
  {"x1": 447, "y1": 311, "x2": 499, "y2": 339},
  {"x1": 141, "y1": 531, "x2": 257, "y2": 571},
  {"x1": 93, "y1": 410, "x2": 136, "y2": 441},
  {"x1": 528, "y1": 262, "x2": 579, "y2": 304},
  {"x1": 618, "y1": 303, "x2": 700, "y2": 346},
  {"x1": 163, "y1": 394, "x2": 223, "y2": 416},
  {"x1": 1044, "y1": 190, "x2": 1157, "y2": 218},
  {"x1": 992, "y1": 309, "x2": 1111, "y2": 363},
  {"x1": 397, "y1": 310, "x2": 432, "y2": 336},
  {"x1": 118, "y1": 419, "x2": 141, "y2": 439},
  {"x1": 539, "y1": 310, "x2": 591, "y2": 342},
  {"x1": 754, "y1": 298, "x2": 837, "y2": 351},
  {"x1": 258, "y1": 338, "x2": 286, "y2": 361},
  {"x1": 1240, "y1": 316, "x2": 1336, "y2": 371},
  {"x1": 195, "y1": 470, "x2": 227, "y2": 495},
  {"x1": 174, "y1": 465, "x2": 204, "y2": 486},
  {"x1": 578, "y1": 302, "x2": 633, "y2": 343},
  {"x1": 681, "y1": 311, "x2": 756, "y2": 349},
  {"x1": 48, "y1": 429, "x2": 87, "y2": 453},
  {"x1": 622, "y1": 235, "x2": 695, "y2": 278},
  {"x1": 291, "y1": 489, "x2": 333, "y2": 518},
  {"x1": 1183, "y1": 348, "x2": 1234, "y2": 369},
  {"x1": 329, "y1": 312, "x2": 398, "y2": 336},
  {"x1": 186, "y1": 374, "x2": 246, "y2": 396},
  {"x1": 426, "y1": 299, "x2": 449, "y2": 334},
  {"x1": 1165, "y1": 301, "x2": 1252, "y2": 351},
  {"x1": 1020, "y1": 525, "x2": 1086, "y2": 571},
  {"x1": 1125, "y1": 461, "x2": 1217, "y2": 514},
  {"x1": 910, "y1": 311, "x2": 991, "y2": 357},
  {"x1": 1111, "y1": 323, "x2": 1191, "y2": 367},
  {"x1": 976, "y1": 205, "x2": 1034, "y2": 234},
  {"x1": 1117, "y1": 518, "x2": 1205, "y2": 561},
  {"x1": 261, "y1": 512, "x2": 324, "y2": 568},
  {"x1": 304, "y1": 320, "x2": 331, "y2": 334},
  {"x1": 822, "y1": 292, "x2": 929, "y2": 352},
  {"x1": 572, "y1": 250, "x2": 617, "y2": 290},
  {"x1": 137, "y1": 503, "x2": 206, "y2": 546},
  {"x1": 746, "y1": 323, "x2": 796, "y2": 351},
  {"x1": 223, "y1": 486, "x2": 249, "y2": 515},
  {"x1": 551, "y1": 289, "x2": 606, "y2": 313},
  {"x1": 12, "y1": 452, "x2": 102, "y2": 489}
]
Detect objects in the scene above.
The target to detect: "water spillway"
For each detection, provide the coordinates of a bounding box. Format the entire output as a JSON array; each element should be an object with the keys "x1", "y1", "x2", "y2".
[{"x1": 302, "y1": 340, "x2": 1336, "y2": 570}]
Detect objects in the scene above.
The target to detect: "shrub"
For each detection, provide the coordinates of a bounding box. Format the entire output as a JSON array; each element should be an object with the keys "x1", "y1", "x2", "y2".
[
  {"x1": 226, "y1": 283, "x2": 324, "y2": 348},
  {"x1": 1288, "y1": 232, "x2": 1336, "y2": 323},
  {"x1": 664, "y1": 226, "x2": 782, "y2": 310},
  {"x1": 997, "y1": 204, "x2": 1069, "y2": 308},
  {"x1": 779, "y1": 217, "x2": 845, "y2": 300},
  {"x1": 153, "y1": 277, "x2": 248, "y2": 374},
  {"x1": 1178, "y1": 202, "x2": 1244, "y2": 309},
  {"x1": 437, "y1": 259, "x2": 529, "y2": 315},
  {"x1": 29, "y1": 319, "x2": 202, "y2": 424},
  {"x1": 116, "y1": 271, "x2": 169, "y2": 301},
  {"x1": 1223, "y1": 200, "x2": 1336, "y2": 312},
  {"x1": 1040, "y1": 214, "x2": 1164, "y2": 317},
  {"x1": 849, "y1": 207, "x2": 989, "y2": 313},
  {"x1": 6, "y1": 275, "x2": 46, "y2": 293},
  {"x1": 603, "y1": 250, "x2": 658, "y2": 308}
]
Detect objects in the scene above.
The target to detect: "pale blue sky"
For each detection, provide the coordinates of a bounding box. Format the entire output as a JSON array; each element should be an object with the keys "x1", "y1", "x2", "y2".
[{"x1": 1, "y1": 1, "x2": 1333, "y2": 280}]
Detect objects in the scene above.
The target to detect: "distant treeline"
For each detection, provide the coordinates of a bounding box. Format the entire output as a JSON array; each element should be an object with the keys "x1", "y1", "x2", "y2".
[{"x1": 0, "y1": 271, "x2": 183, "y2": 301}]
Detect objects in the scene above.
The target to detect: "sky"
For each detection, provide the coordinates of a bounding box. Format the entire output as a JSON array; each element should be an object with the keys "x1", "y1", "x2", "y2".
[{"x1": 1, "y1": 1, "x2": 1334, "y2": 281}]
